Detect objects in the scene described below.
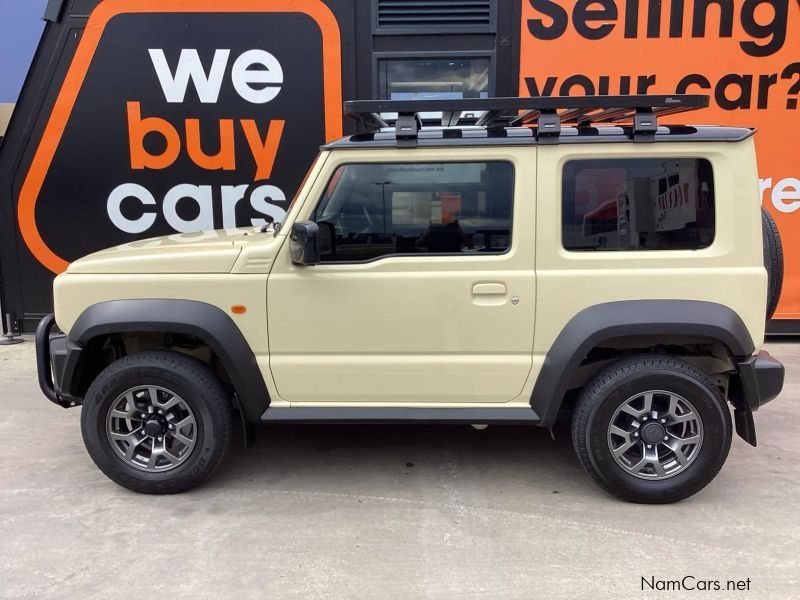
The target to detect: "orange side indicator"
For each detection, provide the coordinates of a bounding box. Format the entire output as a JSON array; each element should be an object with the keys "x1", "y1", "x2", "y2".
[{"x1": 231, "y1": 305, "x2": 247, "y2": 314}]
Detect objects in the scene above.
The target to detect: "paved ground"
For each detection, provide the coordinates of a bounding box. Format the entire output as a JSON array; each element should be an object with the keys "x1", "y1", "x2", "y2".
[{"x1": 1, "y1": 340, "x2": 798, "y2": 599}]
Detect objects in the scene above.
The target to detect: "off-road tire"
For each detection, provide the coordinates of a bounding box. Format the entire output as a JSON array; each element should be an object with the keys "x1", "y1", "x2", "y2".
[
  {"x1": 762, "y1": 206, "x2": 783, "y2": 320},
  {"x1": 572, "y1": 354, "x2": 732, "y2": 504},
  {"x1": 81, "y1": 350, "x2": 233, "y2": 494}
]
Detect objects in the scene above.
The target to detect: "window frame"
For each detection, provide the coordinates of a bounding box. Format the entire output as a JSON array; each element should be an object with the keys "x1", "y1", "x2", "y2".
[
  {"x1": 560, "y1": 156, "x2": 716, "y2": 253},
  {"x1": 309, "y1": 159, "x2": 516, "y2": 265}
]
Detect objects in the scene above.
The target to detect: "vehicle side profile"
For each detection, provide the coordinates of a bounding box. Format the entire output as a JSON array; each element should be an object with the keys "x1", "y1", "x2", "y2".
[{"x1": 36, "y1": 95, "x2": 785, "y2": 502}]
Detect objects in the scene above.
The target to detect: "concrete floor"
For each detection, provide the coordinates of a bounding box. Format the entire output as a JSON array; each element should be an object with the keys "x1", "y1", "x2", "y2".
[{"x1": 1, "y1": 340, "x2": 798, "y2": 599}]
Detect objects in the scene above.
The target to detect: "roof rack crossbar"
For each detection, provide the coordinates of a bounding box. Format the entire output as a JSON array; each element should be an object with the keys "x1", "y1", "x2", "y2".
[
  {"x1": 475, "y1": 109, "x2": 517, "y2": 128},
  {"x1": 652, "y1": 104, "x2": 704, "y2": 118},
  {"x1": 583, "y1": 106, "x2": 637, "y2": 124},
  {"x1": 474, "y1": 110, "x2": 498, "y2": 127},
  {"x1": 441, "y1": 110, "x2": 462, "y2": 128},
  {"x1": 347, "y1": 111, "x2": 389, "y2": 131},
  {"x1": 343, "y1": 95, "x2": 710, "y2": 143},
  {"x1": 557, "y1": 106, "x2": 601, "y2": 125},
  {"x1": 509, "y1": 108, "x2": 540, "y2": 127}
]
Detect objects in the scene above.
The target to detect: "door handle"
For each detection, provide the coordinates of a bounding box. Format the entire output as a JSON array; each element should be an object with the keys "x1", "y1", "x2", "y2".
[{"x1": 472, "y1": 282, "x2": 507, "y2": 295}]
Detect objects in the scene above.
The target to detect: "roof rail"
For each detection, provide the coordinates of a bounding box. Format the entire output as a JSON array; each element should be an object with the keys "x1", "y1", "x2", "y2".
[{"x1": 343, "y1": 95, "x2": 709, "y2": 144}]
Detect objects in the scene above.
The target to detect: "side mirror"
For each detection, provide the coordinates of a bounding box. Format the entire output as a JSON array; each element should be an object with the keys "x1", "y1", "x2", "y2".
[{"x1": 289, "y1": 221, "x2": 321, "y2": 266}]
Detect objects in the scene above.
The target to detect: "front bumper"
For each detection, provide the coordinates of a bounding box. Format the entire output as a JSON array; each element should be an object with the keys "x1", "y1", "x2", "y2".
[{"x1": 35, "y1": 314, "x2": 82, "y2": 408}]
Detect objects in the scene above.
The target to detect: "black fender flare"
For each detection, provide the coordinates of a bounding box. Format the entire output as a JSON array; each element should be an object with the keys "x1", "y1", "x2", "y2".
[
  {"x1": 531, "y1": 300, "x2": 755, "y2": 427},
  {"x1": 68, "y1": 299, "x2": 269, "y2": 423}
]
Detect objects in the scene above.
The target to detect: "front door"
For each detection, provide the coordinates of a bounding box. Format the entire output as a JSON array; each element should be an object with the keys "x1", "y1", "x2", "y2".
[{"x1": 267, "y1": 147, "x2": 536, "y2": 404}]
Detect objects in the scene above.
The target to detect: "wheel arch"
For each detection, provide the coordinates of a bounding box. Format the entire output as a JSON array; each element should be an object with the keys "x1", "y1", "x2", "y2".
[
  {"x1": 531, "y1": 300, "x2": 755, "y2": 427},
  {"x1": 65, "y1": 299, "x2": 269, "y2": 423}
]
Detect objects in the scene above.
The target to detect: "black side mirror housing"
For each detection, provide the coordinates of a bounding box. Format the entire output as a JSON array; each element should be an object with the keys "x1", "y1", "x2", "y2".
[
  {"x1": 289, "y1": 221, "x2": 321, "y2": 266},
  {"x1": 316, "y1": 220, "x2": 335, "y2": 257}
]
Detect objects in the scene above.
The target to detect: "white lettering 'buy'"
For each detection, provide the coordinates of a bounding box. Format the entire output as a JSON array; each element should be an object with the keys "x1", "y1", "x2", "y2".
[{"x1": 148, "y1": 48, "x2": 283, "y2": 104}]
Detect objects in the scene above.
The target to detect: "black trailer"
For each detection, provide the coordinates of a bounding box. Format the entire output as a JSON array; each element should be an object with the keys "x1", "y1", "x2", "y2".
[{"x1": 0, "y1": 0, "x2": 522, "y2": 334}]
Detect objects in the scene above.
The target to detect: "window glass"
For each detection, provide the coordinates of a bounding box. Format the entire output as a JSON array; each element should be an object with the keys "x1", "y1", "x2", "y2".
[
  {"x1": 377, "y1": 58, "x2": 490, "y2": 102},
  {"x1": 313, "y1": 162, "x2": 513, "y2": 262},
  {"x1": 377, "y1": 58, "x2": 490, "y2": 122},
  {"x1": 562, "y1": 158, "x2": 715, "y2": 251}
]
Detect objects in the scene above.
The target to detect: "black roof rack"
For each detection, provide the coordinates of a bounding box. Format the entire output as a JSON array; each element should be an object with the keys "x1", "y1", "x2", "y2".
[{"x1": 344, "y1": 95, "x2": 709, "y2": 145}]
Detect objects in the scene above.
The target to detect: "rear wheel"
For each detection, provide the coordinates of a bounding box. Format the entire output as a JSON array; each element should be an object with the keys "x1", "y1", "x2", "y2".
[
  {"x1": 572, "y1": 355, "x2": 732, "y2": 503},
  {"x1": 81, "y1": 350, "x2": 233, "y2": 494}
]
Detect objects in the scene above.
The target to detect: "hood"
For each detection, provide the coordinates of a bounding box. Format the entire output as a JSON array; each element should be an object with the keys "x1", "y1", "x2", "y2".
[{"x1": 66, "y1": 229, "x2": 253, "y2": 274}]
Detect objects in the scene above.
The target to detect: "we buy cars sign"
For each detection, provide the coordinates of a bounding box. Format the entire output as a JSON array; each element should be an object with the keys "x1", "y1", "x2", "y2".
[
  {"x1": 17, "y1": 0, "x2": 342, "y2": 275},
  {"x1": 519, "y1": 0, "x2": 800, "y2": 319}
]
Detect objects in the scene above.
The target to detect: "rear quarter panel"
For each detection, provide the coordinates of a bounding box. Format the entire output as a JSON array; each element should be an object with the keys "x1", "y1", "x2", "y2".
[{"x1": 533, "y1": 137, "x2": 766, "y2": 375}]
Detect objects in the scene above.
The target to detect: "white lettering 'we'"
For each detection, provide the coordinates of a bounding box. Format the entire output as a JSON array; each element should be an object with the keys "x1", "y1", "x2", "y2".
[{"x1": 148, "y1": 48, "x2": 284, "y2": 104}]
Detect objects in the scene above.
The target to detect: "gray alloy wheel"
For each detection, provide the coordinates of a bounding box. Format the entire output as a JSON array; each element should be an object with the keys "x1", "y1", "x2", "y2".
[
  {"x1": 607, "y1": 390, "x2": 704, "y2": 480},
  {"x1": 572, "y1": 354, "x2": 731, "y2": 503},
  {"x1": 105, "y1": 385, "x2": 198, "y2": 472}
]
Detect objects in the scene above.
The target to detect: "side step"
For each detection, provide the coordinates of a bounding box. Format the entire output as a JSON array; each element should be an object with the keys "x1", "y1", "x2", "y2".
[{"x1": 260, "y1": 406, "x2": 541, "y2": 424}]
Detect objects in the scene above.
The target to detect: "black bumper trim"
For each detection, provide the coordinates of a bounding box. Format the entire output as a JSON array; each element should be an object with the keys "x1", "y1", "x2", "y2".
[
  {"x1": 35, "y1": 314, "x2": 62, "y2": 406},
  {"x1": 736, "y1": 350, "x2": 784, "y2": 412},
  {"x1": 35, "y1": 314, "x2": 81, "y2": 408}
]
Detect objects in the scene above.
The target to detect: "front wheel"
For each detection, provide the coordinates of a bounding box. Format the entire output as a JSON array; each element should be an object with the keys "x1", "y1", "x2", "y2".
[
  {"x1": 81, "y1": 350, "x2": 233, "y2": 494},
  {"x1": 571, "y1": 355, "x2": 732, "y2": 503}
]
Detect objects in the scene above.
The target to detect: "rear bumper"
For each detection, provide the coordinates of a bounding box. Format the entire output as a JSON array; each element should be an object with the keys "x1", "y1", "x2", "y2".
[
  {"x1": 735, "y1": 350, "x2": 784, "y2": 411},
  {"x1": 730, "y1": 350, "x2": 783, "y2": 447},
  {"x1": 35, "y1": 314, "x2": 82, "y2": 408}
]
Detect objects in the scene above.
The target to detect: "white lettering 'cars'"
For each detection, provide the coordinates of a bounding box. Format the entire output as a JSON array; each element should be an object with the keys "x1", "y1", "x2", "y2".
[
  {"x1": 107, "y1": 183, "x2": 287, "y2": 234},
  {"x1": 107, "y1": 183, "x2": 157, "y2": 233},
  {"x1": 162, "y1": 184, "x2": 215, "y2": 232},
  {"x1": 249, "y1": 184, "x2": 287, "y2": 226}
]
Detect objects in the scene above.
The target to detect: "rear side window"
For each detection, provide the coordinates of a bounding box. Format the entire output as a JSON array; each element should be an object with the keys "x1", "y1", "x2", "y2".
[
  {"x1": 562, "y1": 158, "x2": 715, "y2": 251},
  {"x1": 313, "y1": 162, "x2": 514, "y2": 262}
]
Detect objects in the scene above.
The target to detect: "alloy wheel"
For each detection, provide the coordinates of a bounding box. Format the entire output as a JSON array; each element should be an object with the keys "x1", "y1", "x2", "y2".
[
  {"x1": 105, "y1": 385, "x2": 197, "y2": 472},
  {"x1": 607, "y1": 390, "x2": 704, "y2": 480}
]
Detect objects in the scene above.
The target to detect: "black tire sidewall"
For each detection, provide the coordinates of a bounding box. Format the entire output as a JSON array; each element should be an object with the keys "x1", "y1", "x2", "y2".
[
  {"x1": 583, "y1": 369, "x2": 731, "y2": 503},
  {"x1": 762, "y1": 207, "x2": 783, "y2": 320},
  {"x1": 81, "y1": 354, "x2": 228, "y2": 492}
]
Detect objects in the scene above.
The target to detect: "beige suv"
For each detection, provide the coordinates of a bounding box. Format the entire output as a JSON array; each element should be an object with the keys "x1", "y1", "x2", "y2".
[{"x1": 36, "y1": 95, "x2": 784, "y2": 503}]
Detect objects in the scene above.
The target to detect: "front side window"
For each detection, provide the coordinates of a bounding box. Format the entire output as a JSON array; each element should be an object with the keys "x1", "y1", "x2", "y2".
[
  {"x1": 562, "y1": 158, "x2": 715, "y2": 251},
  {"x1": 313, "y1": 162, "x2": 514, "y2": 262}
]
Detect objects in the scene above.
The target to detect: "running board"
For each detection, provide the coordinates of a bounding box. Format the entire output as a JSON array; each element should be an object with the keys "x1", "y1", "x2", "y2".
[{"x1": 260, "y1": 406, "x2": 541, "y2": 424}]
